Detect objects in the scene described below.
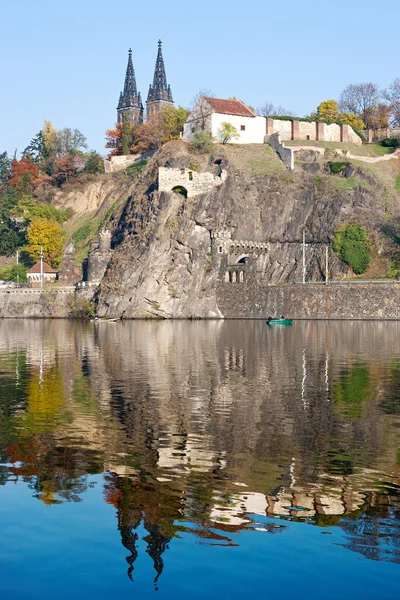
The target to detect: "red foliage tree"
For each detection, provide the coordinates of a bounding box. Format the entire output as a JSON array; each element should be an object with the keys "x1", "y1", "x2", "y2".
[{"x1": 9, "y1": 157, "x2": 39, "y2": 188}]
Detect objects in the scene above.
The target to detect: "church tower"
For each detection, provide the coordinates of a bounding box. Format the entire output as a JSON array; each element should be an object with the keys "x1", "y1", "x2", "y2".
[
  {"x1": 146, "y1": 40, "x2": 174, "y2": 120},
  {"x1": 117, "y1": 49, "x2": 144, "y2": 126}
]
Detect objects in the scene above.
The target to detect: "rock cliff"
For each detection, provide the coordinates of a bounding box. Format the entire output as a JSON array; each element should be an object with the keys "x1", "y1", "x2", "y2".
[{"x1": 93, "y1": 141, "x2": 399, "y2": 318}]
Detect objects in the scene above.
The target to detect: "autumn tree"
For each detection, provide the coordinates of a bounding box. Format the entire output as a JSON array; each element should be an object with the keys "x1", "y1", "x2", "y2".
[
  {"x1": 218, "y1": 122, "x2": 239, "y2": 144},
  {"x1": 105, "y1": 122, "x2": 124, "y2": 157},
  {"x1": 84, "y1": 151, "x2": 104, "y2": 174},
  {"x1": 316, "y1": 100, "x2": 339, "y2": 123},
  {"x1": 339, "y1": 112, "x2": 365, "y2": 131},
  {"x1": 25, "y1": 217, "x2": 64, "y2": 268},
  {"x1": 339, "y1": 83, "x2": 381, "y2": 129},
  {"x1": 9, "y1": 157, "x2": 39, "y2": 194},
  {"x1": 130, "y1": 106, "x2": 190, "y2": 154}
]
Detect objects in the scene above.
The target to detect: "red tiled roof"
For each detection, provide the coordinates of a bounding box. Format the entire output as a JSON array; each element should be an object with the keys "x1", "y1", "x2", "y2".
[
  {"x1": 204, "y1": 97, "x2": 255, "y2": 118},
  {"x1": 27, "y1": 261, "x2": 57, "y2": 274}
]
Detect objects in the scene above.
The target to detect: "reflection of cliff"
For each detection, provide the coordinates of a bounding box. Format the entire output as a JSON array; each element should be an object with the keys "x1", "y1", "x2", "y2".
[{"x1": 1, "y1": 320, "x2": 400, "y2": 573}]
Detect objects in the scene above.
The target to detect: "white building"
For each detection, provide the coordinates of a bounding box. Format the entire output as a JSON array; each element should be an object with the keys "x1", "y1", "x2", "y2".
[
  {"x1": 183, "y1": 97, "x2": 267, "y2": 144},
  {"x1": 27, "y1": 261, "x2": 57, "y2": 287}
]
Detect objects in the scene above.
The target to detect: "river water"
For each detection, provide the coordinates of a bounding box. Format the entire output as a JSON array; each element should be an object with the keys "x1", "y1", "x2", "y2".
[{"x1": 0, "y1": 320, "x2": 399, "y2": 598}]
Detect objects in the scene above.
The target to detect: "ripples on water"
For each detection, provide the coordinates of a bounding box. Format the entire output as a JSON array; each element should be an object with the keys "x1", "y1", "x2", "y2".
[{"x1": 0, "y1": 320, "x2": 400, "y2": 598}]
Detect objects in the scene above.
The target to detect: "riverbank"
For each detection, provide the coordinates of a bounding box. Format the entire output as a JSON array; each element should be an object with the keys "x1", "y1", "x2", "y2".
[{"x1": 1, "y1": 282, "x2": 400, "y2": 319}]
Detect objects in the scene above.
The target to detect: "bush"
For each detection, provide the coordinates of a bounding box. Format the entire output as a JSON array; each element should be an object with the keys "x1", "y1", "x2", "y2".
[
  {"x1": 126, "y1": 159, "x2": 147, "y2": 177},
  {"x1": 328, "y1": 162, "x2": 348, "y2": 175},
  {"x1": 72, "y1": 222, "x2": 94, "y2": 244},
  {"x1": 333, "y1": 224, "x2": 371, "y2": 274},
  {"x1": 379, "y1": 138, "x2": 399, "y2": 148},
  {"x1": 68, "y1": 297, "x2": 96, "y2": 319},
  {"x1": 191, "y1": 131, "x2": 214, "y2": 153}
]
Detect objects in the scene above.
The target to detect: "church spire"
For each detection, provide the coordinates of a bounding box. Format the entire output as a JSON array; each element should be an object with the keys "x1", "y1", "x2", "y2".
[
  {"x1": 117, "y1": 49, "x2": 143, "y2": 126},
  {"x1": 147, "y1": 40, "x2": 174, "y2": 104},
  {"x1": 146, "y1": 40, "x2": 174, "y2": 120}
]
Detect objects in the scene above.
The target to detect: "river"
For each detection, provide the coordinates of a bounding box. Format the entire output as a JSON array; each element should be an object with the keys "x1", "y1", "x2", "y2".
[{"x1": 0, "y1": 320, "x2": 399, "y2": 598}]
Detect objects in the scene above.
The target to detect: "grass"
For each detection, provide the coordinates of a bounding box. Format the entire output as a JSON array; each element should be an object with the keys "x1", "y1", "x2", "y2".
[
  {"x1": 329, "y1": 176, "x2": 370, "y2": 190},
  {"x1": 395, "y1": 174, "x2": 400, "y2": 191},
  {"x1": 222, "y1": 144, "x2": 288, "y2": 176},
  {"x1": 285, "y1": 140, "x2": 394, "y2": 157}
]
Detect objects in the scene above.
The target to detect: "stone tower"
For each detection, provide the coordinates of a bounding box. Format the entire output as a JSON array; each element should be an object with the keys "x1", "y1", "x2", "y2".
[
  {"x1": 146, "y1": 40, "x2": 174, "y2": 120},
  {"x1": 117, "y1": 49, "x2": 144, "y2": 126}
]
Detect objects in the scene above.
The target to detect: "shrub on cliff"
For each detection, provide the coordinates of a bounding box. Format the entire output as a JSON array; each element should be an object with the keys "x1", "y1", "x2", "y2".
[
  {"x1": 191, "y1": 131, "x2": 214, "y2": 153},
  {"x1": 68, "y1": 297, "x2": 96, "y2": 319},
  {"x1": 333, "y1": 224, "x2": 371, "y2": 274}
]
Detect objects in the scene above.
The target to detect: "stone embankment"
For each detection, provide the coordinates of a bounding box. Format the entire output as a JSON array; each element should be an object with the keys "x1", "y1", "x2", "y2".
[{"x1": 2, "y1": 283, "x2": 400, "y2": 320}]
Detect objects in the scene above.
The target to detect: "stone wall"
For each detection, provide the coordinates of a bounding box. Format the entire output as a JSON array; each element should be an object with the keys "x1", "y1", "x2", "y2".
[
  {"x1": 158, "y1": 166, "x2": 227, "y2": 197},
  {"x1": 0, "y1": 289, "x2": 75, "y2": 318},
  {"x1": 266, "y1": 132, "x2": 294, "y2": 170},
  {"x1": 216, "y1": 281, "x2": 400, "y2": 319},
  {"x1": 104, "y1": 154, "x2": 141, "y2": 173},
  {"x1": 268, "y1": 118, "x2": 362, "y2": 145}
]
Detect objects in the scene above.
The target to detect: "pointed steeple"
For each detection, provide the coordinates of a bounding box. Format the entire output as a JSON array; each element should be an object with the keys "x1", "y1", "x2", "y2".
[
  {"x1": 117, "y1": 48, "x2": 143, "y2": 126},
  {"x1": 147, "y1": 40, "x2": 174, "y2": 103}
]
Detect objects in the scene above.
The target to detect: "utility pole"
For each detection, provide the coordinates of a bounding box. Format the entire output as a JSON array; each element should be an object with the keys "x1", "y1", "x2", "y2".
[
  {"x1": 325, "y1": 245, "x2": 329, "y2": 284},
  {"x1": 40, "y1": 246, "x2": 43, "y2": 289},
  {"x1": 16, "y1": 250, "x2": 19, "y2": 285}
]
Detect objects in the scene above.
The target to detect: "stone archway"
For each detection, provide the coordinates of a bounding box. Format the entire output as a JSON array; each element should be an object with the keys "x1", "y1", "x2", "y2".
[
  {"x1": 237, "y1": 254, "x2": 249, "y2": 264},
  {"x1": 171, "y1": 186, "x2": 188, "y2": 199}
]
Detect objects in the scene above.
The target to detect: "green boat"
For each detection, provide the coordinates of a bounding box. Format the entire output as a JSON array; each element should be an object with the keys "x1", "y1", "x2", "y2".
[{"x1": 266, "y1": 318, "x2": 293, "y2": 326}]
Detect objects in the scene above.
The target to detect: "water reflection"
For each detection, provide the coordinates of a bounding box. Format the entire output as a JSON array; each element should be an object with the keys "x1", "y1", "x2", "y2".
[{"x1": 0, "y1": 320, "x2": 400, "y2": 585}]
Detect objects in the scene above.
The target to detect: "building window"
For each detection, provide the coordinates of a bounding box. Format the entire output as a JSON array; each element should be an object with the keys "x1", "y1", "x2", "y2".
[
  {"x1": 188, "y1": 171, "x2": 193, "y2": 181},
  {"x1": 181, "y1": 168, "x2": 185, "y2": 175},
  {"x1": 191, "y1": 127, "x2": 195, "y2": 133},
  {"x1": 218, "y1": 246, "x2": 223, "y2": 253},
  {"x1": 240, "y1": 125, "x2": 246, "y2": 131}
]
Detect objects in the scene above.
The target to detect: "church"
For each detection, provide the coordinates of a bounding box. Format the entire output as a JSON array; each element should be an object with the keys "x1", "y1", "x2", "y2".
[{"x1": 117, "y1": 40, "x2": 174, "y2": 125}]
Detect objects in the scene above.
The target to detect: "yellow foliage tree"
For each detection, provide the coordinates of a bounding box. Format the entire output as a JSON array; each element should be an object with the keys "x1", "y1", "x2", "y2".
[
  {"x1": 42, "y1": 120, "x2": 57, "y2": 158},
  {"x1": 25, "y1": 217, "x2": 64, "y2": 268},
  {"x1": 317, "y1": 100, "x2": 339, "y2": 123},
  {"x1": 339, "y1": 111, "x2": 366, "y2": 130}
]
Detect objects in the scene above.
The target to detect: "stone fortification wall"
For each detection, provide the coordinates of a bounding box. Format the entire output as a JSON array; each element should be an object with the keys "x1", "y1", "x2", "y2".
[
  {"x1": 158, "y1": 167, "x2": 227, "y2": 198},
  {"x1": 266, "y1": 133, "x2": 294, "y2": 170},
  {"x1": 267, "y1": 118, "x2": 361, "y2": 145},
  {"x1": 0, "y1": 289, "x2": 75, "y2": 318},
  {"x1": 216, "y1": 281, "x2": 400, "y2": 319},
  {"x1": 104, "y1": 154, "x2": 141, "y2": 173}
]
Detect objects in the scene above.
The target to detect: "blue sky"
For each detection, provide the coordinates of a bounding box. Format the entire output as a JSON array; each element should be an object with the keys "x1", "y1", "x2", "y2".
[{"x1": 1, "y1": 0, "x2": 399, "y2": 156}]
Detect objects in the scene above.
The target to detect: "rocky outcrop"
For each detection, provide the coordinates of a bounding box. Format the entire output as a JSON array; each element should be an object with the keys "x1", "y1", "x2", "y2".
[{"x1": 93, "y1": 141, "x2": 395, "y2": 319}]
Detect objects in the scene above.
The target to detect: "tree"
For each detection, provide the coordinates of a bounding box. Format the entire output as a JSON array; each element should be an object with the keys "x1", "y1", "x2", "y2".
[
  {"x1": 9, "y1": 157, "x2": 39, "y2": 194},
  {"x1": 339, "y1": 83, "x2": 381, "y2": 129},
  {"x1": 339, "y1": 112, "x2": 365, "y2": 131},
  {"x1": 84, "y1": 151, "x2": 104, "y2": 174},
  {"x1": 384, "y1": 78, "x2": 400, "y2": 126},
  {"x1": 54, "y1": 128, "x2": 87, "y2": 157},
  {"x1": 332, "y1": 224, "x2": 371, "y2": 274},
  {"x1": 0, "y1": 226, "x2": 20, "y2": 256},
  {"x1": 256, "y1": 101, "x2": 294, "y2": 117},
  {"x1": 130, "y1": 106, "x2": 191, "y2": 154},
  {"x1": 25, "y1": 217, "x2": 64, "y2": 268},
  {"x1": 188, "y1": 90, "x2": 216, "y2": 131},
  {"x1": 218, "y1": 122, "x2": 239, "y2": 144},
  {"x1": 0, "y1": 264, "x2": 27, "y2": 282},
  {"x1": 317, "y1": 100, "x2": 339, "y2": 123},
  {"x1": 52, "y1": 155, "x2": 77, "y2": 184},
  {"x1": 191, "y1": 131, "x2": 214, "y2": 153},
  {"x1": 121, "y1": 116, "x2": 134, "y2": 155},
  {"x1": 0, "y1": 151, "x2": 11, "y2": 184},
  {"x1": 105, "y1": 123, "x2": 122, "y2": 156}
]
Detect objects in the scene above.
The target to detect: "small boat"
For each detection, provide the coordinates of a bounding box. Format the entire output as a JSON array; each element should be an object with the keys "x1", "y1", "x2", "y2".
[{"x1": 266, "y1": 318, "x2": 293, "y2": 326}]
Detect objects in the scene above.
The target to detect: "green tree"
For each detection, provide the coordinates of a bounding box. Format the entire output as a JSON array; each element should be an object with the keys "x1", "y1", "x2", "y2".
[
  {"x1": 0, "y1": 264, "x2": 27, "y2": 282},
  {"x1": 84, "y1": 151, "x2": 104, "y2": 174},
  {"x1": 25, "y1": 217, "x2": 64, "y2": 268},
  {"x1": 121, "y1": 116, "x2": 133, "y2": 155},
  {"x1": 317, "y1": 100, "x2": 339, "y2": 123},
  {"x1": 0, "y1": 227, "x2": 20, "y2": 256},
  {"x1": 0, "y1": 151, "x2": 11, "y2": 184},
  {"x1": 191, "y1": 130, "x2": 214, "y2": 153},
  {"x1": 218, "y1": 122, "x2": 239, "y2": 144},
  {"x1": 333, "y1": 224, "x2": 371, "y2": 274}
]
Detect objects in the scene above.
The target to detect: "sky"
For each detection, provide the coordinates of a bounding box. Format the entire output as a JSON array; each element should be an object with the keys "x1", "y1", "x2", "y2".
[{"x1": 1, "y1": 0, "x2": 399, "y2": 157}]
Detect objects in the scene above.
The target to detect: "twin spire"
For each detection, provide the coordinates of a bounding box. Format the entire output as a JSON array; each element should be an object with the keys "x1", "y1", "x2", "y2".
[{"x1": 117, "y1": 40, "x2": 173, "y2": 125}]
